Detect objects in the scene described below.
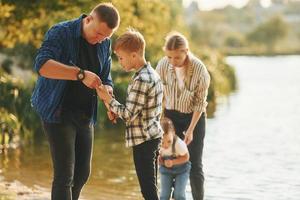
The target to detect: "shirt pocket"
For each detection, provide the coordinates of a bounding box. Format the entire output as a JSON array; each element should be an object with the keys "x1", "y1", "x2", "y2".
[{"x1": 178, "y1": 88, "x2": 195, "y2": 106}]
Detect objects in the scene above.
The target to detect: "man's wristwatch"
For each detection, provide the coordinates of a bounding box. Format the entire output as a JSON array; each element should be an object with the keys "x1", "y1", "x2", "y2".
[{"x1": 76, "y1": 68, "x2": 85, "y2": 81}]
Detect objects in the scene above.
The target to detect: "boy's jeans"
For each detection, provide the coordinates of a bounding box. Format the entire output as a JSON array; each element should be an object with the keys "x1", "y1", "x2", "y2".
[
  {"x1": 133, "y1": 138, "x2": 161, "y2": 200},
  {"x1": 160, "y1": 161, "x2": 191, "y2": 200}
]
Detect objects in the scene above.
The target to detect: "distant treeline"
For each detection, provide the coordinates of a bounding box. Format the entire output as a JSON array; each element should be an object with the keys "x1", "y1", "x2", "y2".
[{"x1": 185, "y1": 0, "x2": 300, "y2": 55}]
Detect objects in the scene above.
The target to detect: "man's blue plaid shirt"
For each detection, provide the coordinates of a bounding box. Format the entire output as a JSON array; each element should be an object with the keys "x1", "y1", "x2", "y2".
[{"x1": 31, "y1": 15, "x2": 113, "y2": 124}]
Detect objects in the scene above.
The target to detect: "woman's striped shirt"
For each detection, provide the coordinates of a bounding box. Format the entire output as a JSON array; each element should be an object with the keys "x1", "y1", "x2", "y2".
[{"x1": 156, "y1": 55, "x2": 210, "y2": 114}]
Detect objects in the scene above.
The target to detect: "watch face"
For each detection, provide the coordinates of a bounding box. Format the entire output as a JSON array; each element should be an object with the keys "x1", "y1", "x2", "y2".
[{"x1": 78, "y1": 73, "x2": 84, "y2": 79}]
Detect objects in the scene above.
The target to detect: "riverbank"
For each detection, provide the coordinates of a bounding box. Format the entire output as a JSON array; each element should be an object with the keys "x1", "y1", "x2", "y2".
[
  {"x1": 0, "y1": 183, "x2": 13, "y2": 200},
  {"x1": 224, "y1": 50, "x2": 300, "y2": 56},
  {"x1": 0, "y1": 176, "x2": 49, "y2": 200}
]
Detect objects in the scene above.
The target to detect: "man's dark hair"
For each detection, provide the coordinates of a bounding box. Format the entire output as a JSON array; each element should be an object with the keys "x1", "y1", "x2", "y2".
[{"x1": 92, "y1": 3, "x2": 120, "y2": 29}]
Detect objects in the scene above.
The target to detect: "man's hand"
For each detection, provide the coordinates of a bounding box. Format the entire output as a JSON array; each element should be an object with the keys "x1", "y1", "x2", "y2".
[
  {"x1": 107, "y1": 110, "x2": 117, "y2": 124},
  {"x1": 96, "y1": 85, "x2": 117, "y2": 123},
  {"x1": 82, "y1": 71, "x2": 102, "y2": 89},
  {"x1": 103, "y1": 85, "x2": 117, "y2": 123},
  {"x1": 96, "y1": 85, "x2": 112, "y2": 103},
  {"x1": 104, "y1": 85, "x2": 114, "y2": 96}
]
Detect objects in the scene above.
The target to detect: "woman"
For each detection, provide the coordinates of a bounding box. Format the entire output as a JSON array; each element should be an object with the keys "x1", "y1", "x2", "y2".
[{"x1": 156, "y1": 32, "x2": 210, "y2": 200}]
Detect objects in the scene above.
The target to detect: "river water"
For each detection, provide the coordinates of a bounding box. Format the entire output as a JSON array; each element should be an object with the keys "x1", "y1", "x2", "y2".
[{"x1": 1, "y1": 56, "x2": 300, "y2": 200}]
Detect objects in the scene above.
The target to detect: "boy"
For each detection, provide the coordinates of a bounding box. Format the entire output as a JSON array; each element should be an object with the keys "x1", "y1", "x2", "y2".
[{"x1": 96, "y1": 29, "x2": 163, "y2": 200}]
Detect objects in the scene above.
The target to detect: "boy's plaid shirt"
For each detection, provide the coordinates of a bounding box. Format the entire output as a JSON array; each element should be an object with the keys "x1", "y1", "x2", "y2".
[{"x1": 109, "y1": 63, "x2": 164, "y2": 147}]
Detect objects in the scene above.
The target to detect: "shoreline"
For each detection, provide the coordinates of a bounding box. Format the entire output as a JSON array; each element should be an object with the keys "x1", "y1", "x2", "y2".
[
  {"x1": 0, "y1": 176, "x2": 50, "y2": 200},
  {"x1": 225, "y1": 52, "x2": 300, "y2": 56}
]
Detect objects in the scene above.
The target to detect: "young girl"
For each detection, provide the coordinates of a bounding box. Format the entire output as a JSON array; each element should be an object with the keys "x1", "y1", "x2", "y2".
[{"x1": 159, "y1": 117, "x2": 191, "y2": 200}]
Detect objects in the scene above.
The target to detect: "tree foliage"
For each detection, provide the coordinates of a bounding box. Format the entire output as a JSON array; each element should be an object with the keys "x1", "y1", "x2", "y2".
[
  {"x1": 246, "y1": 15, "x2": 289, "y2": 50},
  {"x1": 0, "y1": 0, "x2": 185, "y2": 65},
  {"x1": 0, "y1": 0, "x2": 237, "y2": 132}
]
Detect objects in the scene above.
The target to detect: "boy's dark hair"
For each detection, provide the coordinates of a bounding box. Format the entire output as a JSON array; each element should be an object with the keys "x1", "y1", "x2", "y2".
[{"x1": 92, "y1": 3, "x2": 120, "y2": 29}]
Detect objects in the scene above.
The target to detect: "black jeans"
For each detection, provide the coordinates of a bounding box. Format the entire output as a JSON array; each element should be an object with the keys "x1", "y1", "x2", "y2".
[
  {"x1": 42, "y1": 111, "x2": 93, "y2": 200},
  {"x1": 133, "y1": 138, "x2": 161, "y2": 200},
  {"x1": 165, "y1": 109, "x2": 206, "y2": 200}
]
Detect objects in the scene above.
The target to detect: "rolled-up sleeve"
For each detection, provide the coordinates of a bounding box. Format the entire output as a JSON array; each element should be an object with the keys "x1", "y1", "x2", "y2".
[
  {"x1": 34, "y1": 26, "x2": 66, "y2": 74},
  {"x1": 193, "y1": 65, "x2": 210, "y2": 113},
  {"x1": 100, "y1": 39, "x2": 113, "y2": 87}
]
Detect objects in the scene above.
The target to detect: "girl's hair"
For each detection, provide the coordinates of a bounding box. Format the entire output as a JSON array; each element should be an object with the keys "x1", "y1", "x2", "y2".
[
  {"x1": 163, "y1": 31, "x2": 191, "y2": 67},
  {"x1": 160, "y1": 117, "x2": 176, "y2": 136},
  {"x1": 163, "y1": 31, "x2": 189, "y2": 51}
]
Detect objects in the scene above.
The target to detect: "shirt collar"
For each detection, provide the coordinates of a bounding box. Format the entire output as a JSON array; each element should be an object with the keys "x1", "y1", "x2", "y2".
[
  {"x1": 75, "y1": 14, "x2": 87, "y2": 38},
  {"x1": 132, "y1": 62, "x2": 150, "y2": 79},
  {"x1": 167, "y1": 58, "x2": 194, "y2": 78}
]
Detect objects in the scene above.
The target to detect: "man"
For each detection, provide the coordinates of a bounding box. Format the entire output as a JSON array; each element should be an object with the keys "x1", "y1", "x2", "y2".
[{"x1": 31, "y1": 3, "x2": 120, "y2": 200}]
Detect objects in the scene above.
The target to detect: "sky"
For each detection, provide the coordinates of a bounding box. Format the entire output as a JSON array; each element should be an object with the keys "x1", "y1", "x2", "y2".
[{"x1": 182, "y1": 0, "x2": 273, "y2": 10}]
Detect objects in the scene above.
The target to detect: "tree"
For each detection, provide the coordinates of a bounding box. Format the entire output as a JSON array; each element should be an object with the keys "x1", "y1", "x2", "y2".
[
  {"x1": 0, "y1": 0, "x2": 185, "y2": 67},
  {"x1": 246, "y1": 15, "x2": 289, "y2": 50}
]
